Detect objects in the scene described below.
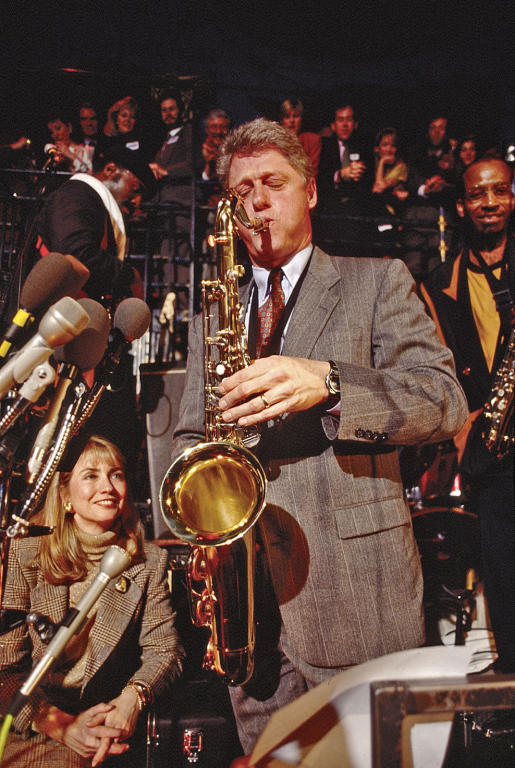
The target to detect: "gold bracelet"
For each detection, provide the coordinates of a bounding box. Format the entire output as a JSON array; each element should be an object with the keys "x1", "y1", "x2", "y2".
[{"x1": 122, "y1": 681, "x2": 151, "y2": 711}]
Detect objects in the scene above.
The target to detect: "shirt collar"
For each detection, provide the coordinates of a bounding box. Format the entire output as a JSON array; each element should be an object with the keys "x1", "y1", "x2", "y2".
[{"x1": 251, "y1": 245, "x2": 312, "y2": 304}]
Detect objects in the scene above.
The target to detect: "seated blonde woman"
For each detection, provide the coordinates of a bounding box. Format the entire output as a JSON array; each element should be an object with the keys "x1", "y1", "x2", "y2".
[
  {"x1": 372, "y1": 127, "x2": 409, "y2": 214},
  {"x1": 0, "y1": 434, "x2": 183, "y2": 768}
]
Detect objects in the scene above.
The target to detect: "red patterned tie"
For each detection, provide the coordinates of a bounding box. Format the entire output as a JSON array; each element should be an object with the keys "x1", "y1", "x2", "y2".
[{"x1": 256, "y1": 268, "x2": 285, "y2": 358}]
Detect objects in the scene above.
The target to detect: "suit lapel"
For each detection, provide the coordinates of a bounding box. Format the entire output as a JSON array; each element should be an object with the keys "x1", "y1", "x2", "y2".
[
  {"x1": 282, "y1": 247, "x2": 341, "y2": 359},
  {"x1": 83, "y1": 561, "x2": 145, "y2": 684},
  {"x1": 242, "y1": 247, "x2": 341, "y2": 360}
]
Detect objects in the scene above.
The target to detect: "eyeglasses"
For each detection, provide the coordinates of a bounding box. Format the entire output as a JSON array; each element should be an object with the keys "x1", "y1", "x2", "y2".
[{"x1": 465, "y1": 183, "x2": 511, "y2": 201}]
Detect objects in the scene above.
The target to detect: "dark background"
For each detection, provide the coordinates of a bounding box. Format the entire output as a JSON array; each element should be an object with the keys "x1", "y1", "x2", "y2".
[{"x1": 0, "y1": 0, "x2": 512, "y2": 152}]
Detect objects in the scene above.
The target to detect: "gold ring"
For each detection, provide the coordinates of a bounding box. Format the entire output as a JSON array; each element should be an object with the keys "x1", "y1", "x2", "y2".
[{"x1": 260, "y1": 394, "x2": 270, "y2": 409}]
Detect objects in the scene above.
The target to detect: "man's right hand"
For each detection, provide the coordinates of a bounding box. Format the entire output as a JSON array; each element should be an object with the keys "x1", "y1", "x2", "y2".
[{"x1": 340, "y1": 161, "x2": 366, "y2": 181}]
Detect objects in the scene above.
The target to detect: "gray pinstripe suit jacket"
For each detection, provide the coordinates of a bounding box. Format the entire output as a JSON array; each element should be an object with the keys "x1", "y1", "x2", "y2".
[
  {"x1": 0, "y1": 538, "x2": 182, "y2": 757},
  {"x1": 171, "y1": 248, "x2": 468, "y2": 671}
]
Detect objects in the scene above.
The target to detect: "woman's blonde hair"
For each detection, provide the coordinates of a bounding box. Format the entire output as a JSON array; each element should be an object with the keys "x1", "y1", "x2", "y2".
[
  {"x1": 103, "y1": 96, "x2": 139, "y2": 138},
  {"x1": 37, "y1": 434, "x2": 144, "y2": 584}
]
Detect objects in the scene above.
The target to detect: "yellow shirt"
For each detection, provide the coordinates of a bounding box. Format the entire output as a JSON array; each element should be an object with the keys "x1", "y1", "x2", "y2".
[{"x1": 467, "y1": 266, "x2": 501, "y2": 372}]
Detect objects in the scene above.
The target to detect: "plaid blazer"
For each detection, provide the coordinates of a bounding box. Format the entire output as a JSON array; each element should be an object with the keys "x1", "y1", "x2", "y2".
[{"x1": 0, "y1": 538, "x2": 182, "y2": 767}]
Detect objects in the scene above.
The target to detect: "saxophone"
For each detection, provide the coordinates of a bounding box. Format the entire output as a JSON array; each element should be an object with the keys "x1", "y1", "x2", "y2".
[
  {"x1": 482, "y1": 324, "x2": 514, "y2": 459},
  {"x1": 159, "y1": 191, "x2": 268, "y2": 685}
]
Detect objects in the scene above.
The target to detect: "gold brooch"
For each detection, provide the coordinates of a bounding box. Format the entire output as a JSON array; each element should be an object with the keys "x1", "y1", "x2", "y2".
[{"x1": 115, "y1": 576, "x2": 128, "y2": 593}]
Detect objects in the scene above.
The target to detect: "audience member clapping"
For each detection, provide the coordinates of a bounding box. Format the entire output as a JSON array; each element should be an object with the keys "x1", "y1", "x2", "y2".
[{"x1": 202, "y1": 107, "x2": 231, "y2": 182}]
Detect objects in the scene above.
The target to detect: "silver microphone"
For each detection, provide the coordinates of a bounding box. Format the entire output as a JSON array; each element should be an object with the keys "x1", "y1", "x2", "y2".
[
  {"x1": 0, "y1": 297, "x2": 89, "y2": 399},
  {"x1": 42, "y1": 143, "x2": 59, "y2": 171},
  {"x1": 10, "y1": 546, "x2": 131, "y2": 715}
]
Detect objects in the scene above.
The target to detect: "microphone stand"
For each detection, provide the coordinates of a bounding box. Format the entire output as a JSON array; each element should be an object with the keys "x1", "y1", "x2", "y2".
[
  {"x1": 0, "y1": 159, "x2": 68, "y2": 332},
  {"x1": 7, "y1": 378, "x2": 87, "y2": 539}
]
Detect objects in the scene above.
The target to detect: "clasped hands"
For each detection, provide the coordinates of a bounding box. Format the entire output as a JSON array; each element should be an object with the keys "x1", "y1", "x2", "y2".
[
  {"x1": 218, "y1": 356, "x2": 331, "y2": 427},
  {"x1": 36, "y1": 687, "x2": 140, "y2": 766}
]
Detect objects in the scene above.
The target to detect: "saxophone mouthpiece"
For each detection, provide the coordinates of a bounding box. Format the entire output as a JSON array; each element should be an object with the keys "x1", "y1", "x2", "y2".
[
  {"x1": 230, "y1": 191, "x2": 269, "y2": 235},
  {"x1": 249, "y1": 217, "x2": 269, "y2": 234}
]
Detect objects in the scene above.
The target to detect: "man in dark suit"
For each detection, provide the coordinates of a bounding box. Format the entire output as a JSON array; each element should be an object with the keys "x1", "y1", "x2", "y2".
[
  {"x1": 403, "y1": 114, "x2": 458, "y2": 281},
  {"x1": 421, "y1": 157, "x2": 514, "y2": 673},
  {"x1": 150, "y1": 89, "x2": 198, "y2": 209},
  {"x1": 169, "y1": 118, "x2": 468, "y2": 753},
  {"x1": 149, "y1": 89, "x2": 203, "y2": 325},
  {"x1": 317, "y1": 101, "x2": 373, "y2": 255},
  {"x1": 36, "y1": 144, "x2": 155, "y2": 303},
  {"x1": 318, "y1": 101, "x2": 369, "y2": 205},
  {"x1": 36, "y1": 145, "x2": 155, "y2": 474}
]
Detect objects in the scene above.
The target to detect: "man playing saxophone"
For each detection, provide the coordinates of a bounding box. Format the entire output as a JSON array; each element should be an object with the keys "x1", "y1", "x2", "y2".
[
  {"x1": 421, "y1": 156, "x2": 514, "y2": 674},
  {"x1": 171, "y1": 118, "x2": 468, "y2": 753}
]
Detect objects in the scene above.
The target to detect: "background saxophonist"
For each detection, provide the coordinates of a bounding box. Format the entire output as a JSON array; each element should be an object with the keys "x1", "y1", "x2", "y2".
[
  {"x1": 171, "y1": 119, "x2": 468, "y2": 753},
  {"x1": 421, "y1": 156, "x2": 515, "y2": 674}
]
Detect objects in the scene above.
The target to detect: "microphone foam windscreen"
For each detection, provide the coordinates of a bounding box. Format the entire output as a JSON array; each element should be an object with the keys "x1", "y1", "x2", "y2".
[
  {"x1": 113, "y1": 298, "x2": 151, "y2": 341},
  {"x1": 53, "y1": 299, "x2": 110, "y2": 370},
  {"x1": 21, "y1": 253, "x2": 90, "y2": 313}
]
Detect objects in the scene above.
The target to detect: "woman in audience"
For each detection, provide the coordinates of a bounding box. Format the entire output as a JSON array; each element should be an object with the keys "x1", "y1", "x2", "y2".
[
  {"x1": 103, "y1": 96, "x2": 152, "y2": 161},
  {"x1": 0, "y1": 433, "x2": 183, "y2": 768},
  {"x1": 280, "y1": 97, "x2": 321, "y2": 175},
  {"x1": 46, "y1": 111, "x2": 91, "y2": 173},
  {"x1": 456, "y1": 134, "x2": 479, "y2": 175},
  {"x1": 371, "y1": 126, "x2": 409, "y2": 214}
]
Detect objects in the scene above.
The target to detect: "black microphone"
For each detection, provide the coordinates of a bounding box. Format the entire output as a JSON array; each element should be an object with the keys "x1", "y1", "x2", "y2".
[
  {"x1": 9, "y1": 546, "x2": 131, "y2": 717},
  {"x1": 73, "y1": 298, "x2": 151, "y2": 433},
  {"x1": 0, "y1": 252, "x2": 90, "y2": 361},
  {"x1": 102, "y1": 297, "x2": 151, "y2": 368},
  {"x1": 0, "y1": 297, "x2": 89, "y2": 400},
  {"x1": 42, "y1": 143, "x2": 59, "y2": 171},
  {"x1": 0, "y1": 523, "x2": 54, "y2": 539},
  {"x1": 113, "y1": 298, "x2": 152, "y2": 344},
  {"x1": 53, "y1": 298, "x2": 111, "y2": 373}
]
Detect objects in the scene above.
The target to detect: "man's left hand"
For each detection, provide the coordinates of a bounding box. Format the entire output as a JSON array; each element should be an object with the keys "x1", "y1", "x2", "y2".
[{"x1": 218, "y1": 356, "x2": 331, "y2": 426}]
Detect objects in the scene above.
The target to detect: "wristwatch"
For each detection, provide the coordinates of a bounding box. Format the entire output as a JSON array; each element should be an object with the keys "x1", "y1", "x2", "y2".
[{"x1": 325, "y1": 360, "x2": 340, "y2": 397}]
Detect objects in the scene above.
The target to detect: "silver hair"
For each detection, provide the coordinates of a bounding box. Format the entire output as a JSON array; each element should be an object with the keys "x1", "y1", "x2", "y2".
[
  {"x1": 204, "y1": 107, "x2": 231, "y2": 126},
  {"x1": 216, "y1": 118, "x2": 314, "y2": 188}
]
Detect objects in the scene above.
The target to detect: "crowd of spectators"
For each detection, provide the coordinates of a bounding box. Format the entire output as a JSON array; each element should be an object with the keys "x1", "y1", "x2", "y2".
[{"x1": 0, "y1": 91, "x2": 513, "y2": 284}]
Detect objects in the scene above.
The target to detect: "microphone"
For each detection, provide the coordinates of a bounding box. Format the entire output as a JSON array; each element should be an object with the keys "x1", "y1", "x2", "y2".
[
  {"x1": 112, "y1": 298, "x2": 152, "y2": 344},
  {"x1": 42, "y1": 143, "x2": 59, "y2": 171},
  {"x1": 73, "y1": 298, "x2": 151, "y2": 433},
  {"x1": 53, "y1": 298, "x2": 111, "y2": 373},
  {"x1": 5, "y1": 300, "x2": 110, "y2": 530},
  {"x1": 0, "y1": 361, "x2": 56, "y2": 439},
  {"x1": 9, "y1": 546, "x2": 131, "y2": 716},
  {"x1": 0, "y1": 297, "x2": 89, "y2": 400},
  {"x1": 0, "y1": 252, "x2": 90, "y2": 360},
  {"x1": 23, "y1": 299, "x2": 110, "y2": 485}
]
